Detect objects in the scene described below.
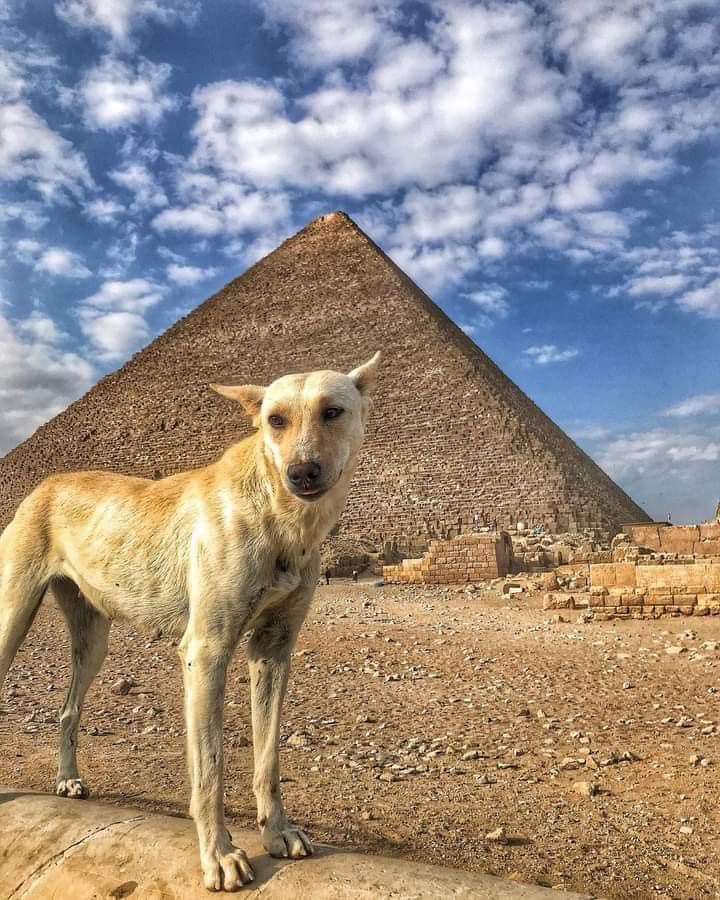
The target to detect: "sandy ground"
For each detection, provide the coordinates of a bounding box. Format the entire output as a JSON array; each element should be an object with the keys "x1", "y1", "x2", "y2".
[{"x1": 1, "y1": 580, "x2": 719, "y2": 899}]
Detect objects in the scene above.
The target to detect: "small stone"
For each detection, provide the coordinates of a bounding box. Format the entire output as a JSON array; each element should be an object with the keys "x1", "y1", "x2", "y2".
[
  {"x1": 485, "y1": 827, "x2": 508, "y2": 843},
  {"x1": 111, "y1": 677, "x2": 134, "y2": 696},
  {"x1": 665, "y1": 646, "x2": 687, "y2": 656},
  {"x1": 287, "y1": 731, "x2": 310, "y2": 748},
  {"x1": 572, "y1": 781, "x2": 598, "y2": 798}
]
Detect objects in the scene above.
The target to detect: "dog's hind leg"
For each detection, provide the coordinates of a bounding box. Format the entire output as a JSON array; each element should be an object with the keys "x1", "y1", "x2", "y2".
[
  {"x1": 0, "y1": 532, "x2": 48, "y2": 695},
  {"x1": 53, "y1": 578, "x2": 110, "y2": 799}
]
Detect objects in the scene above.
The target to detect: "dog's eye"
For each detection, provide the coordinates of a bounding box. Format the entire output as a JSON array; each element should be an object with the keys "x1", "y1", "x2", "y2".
[
  {"x1": 323, "y1": 407, "x2": 344, "y2": 421},
  {"x1": 268, "y1": 414, "x2": 286, "y2": 429}
]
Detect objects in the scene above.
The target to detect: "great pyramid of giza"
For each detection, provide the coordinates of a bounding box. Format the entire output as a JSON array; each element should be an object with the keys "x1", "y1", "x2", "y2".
[{"x1": 0, "y1": 212, "x2": 648, "y2": 549}]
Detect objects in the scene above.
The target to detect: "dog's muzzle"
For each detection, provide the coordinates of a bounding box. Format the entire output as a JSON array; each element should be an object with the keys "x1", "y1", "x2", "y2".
[{"x1": 287, "y1": 461, "x2": 326, "y2": 500}]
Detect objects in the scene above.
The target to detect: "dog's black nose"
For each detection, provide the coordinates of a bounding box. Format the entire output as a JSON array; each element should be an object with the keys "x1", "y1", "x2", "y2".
[{"x1": 287, "y1": 461, "x2": 321, "y2": 488}]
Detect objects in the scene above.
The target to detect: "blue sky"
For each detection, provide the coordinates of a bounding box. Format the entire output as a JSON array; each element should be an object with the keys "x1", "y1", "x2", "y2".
[{"x1": 1, "y1": 0, "x2": 719, "y2": 523}]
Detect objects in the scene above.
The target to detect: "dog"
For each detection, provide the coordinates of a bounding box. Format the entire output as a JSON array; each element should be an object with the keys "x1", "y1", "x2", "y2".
[{"x1": 0, "y1": 353, "x2": 380, "y2": 891}]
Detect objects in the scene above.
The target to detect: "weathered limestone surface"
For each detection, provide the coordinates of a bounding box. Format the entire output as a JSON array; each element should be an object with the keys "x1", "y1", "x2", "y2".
[
  {"x1": 0, "y1": 212, "x2": 648, "y2": 549},
  {"x1": 544, "y1": 560, "x2": 720, "y2": 619},
  {"x1": 384, "y1": 532, "x2": 512, "y2": 584},
  {"x1": 623, "y1": 522, "x2": 720, "y2": 556},
  {"x1": 0, "y1": 790, "x2": 593, "y2": 900}
]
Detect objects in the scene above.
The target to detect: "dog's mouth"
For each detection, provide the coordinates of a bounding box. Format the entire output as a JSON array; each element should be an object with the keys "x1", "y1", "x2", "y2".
[{"x1": 287, "y1": 483, "x2": 328, "y2": 501}]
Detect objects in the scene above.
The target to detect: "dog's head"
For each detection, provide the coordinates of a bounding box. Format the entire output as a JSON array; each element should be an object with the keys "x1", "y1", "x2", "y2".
[{"x1": 211, "y1": 353, "x2": 380, "y2": 502}]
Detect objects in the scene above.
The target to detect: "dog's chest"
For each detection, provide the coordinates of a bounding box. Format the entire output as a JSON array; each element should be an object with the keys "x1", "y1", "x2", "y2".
[{"x1": 250, "y1": 557, "x2": 303, "y2": 615}]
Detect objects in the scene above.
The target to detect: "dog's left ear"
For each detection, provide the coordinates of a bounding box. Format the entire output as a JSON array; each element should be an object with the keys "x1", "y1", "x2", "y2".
[
  {"x1": 348, "y1": 351, "x2": 382, "y2": 396},
  {"x1": 210, "y1": 383, "x2": 265, "y2": 421}
]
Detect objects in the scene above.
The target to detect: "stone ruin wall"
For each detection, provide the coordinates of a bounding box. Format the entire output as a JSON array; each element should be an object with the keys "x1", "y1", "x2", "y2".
[
  {"x1": 544, "y1": 521, "x2": 720, "y2": 619},
  {"x1": 621, "y1": 523, "x2": 720, "y2": 557},
  {"x1": 544, "y1": 560, "x2": 720, "y2": 619},
  {"x1": 383, "y1": 533, "x2": 513, "y2": 584}
]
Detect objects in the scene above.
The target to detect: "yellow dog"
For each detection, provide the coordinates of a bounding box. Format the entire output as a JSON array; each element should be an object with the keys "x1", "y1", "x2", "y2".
[{"x1": 0, "y1": 353, "x2": 380, "y2": 891}]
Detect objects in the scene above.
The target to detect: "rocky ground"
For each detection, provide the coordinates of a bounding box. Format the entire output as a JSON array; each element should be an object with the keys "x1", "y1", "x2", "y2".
[{"x1": 1, "y1": 580, "x2": 719, "y2": 899}]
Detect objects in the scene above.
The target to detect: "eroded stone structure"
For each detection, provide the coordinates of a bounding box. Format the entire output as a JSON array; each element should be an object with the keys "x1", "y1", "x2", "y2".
[
  {"x1": 0, "y1": 212, "x2": 648, "y2": 548},
  {"x1": 545, "y1": 521, "x2": 720, "y2": 618},
  {"x1": 383, "y1": 533, "x2": 512, "y2": 584}
]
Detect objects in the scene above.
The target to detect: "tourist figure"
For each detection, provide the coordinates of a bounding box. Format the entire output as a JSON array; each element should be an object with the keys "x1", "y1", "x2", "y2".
[
  {"x1": 325, "y1": 567, "x2": 331, "y2": 585},
  {"x1": 352, "y1": 569, "x2": 358, "y2": 583}
]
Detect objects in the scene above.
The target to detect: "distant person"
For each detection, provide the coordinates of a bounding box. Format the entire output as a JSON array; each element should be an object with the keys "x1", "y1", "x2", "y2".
[
  {"x1": 352, "y1": 569, "x2": 358, "y2": 583},
  {"x1": 325, "y1": 567, "x2": 331, "y2": 585}
]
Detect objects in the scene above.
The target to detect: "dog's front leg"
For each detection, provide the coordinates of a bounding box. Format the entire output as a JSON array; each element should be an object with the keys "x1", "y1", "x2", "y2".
[
  {"x1": 179, "y1": 633, "x2": 254, "y2": 892},
  {"x1": 248, "y1": 579, "x2": 315, "y2": 859}
]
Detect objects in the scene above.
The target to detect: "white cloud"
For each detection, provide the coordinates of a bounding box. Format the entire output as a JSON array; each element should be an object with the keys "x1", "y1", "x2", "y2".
[
  {"x1": 370, "y1": 39, "x2": 445, "y2": 92},
  {"x1": 79, "y1": 310, "x2": 150, "y2": 361},
  {"x1": 110, "y1": 161, "x2": 167, "y2": 208},
  {"x1": 0, "y1": 310, "x2": 95, "y2": 454},
  {"x1": 190, "y1": 4, "x2": 572, "y2": 196},
  {"x1": 665, "y1": 394, "x2": 720, "y2": 418},
  {"x1": 153, "y1": 172, "x2": 290, "y2": 237},
  {"x1": 78, "y1": 278, "x2": 164, "y2": 359},
  {"x1": 55, "y1": 0, "x2": 198, "y2": 45},
  {"x1": 465, "y1": 285, "x2": 510, "y2": 322},
  {"x1": 0, "y1": 102, "x2": 91, "y2": 199},
  {"x1": 14, "y1": 241, "x2": 92, "y2": 279},
  {"x1": 591, "y1": 423, "x2": 720, "y2": 522},
  {"x1": 79, "y1": 56, "x2": 176, "y2": 130},
  {"x1": 0, "y1": 201, "x2": 48, "y2": 230},
  {"x1": 256, "y1": 0, "x2": 395, "y2": 67},
  {"x1": 386, "y1": 240, "x2": 477, "y2": 295},
  {"x1": 166, "y1": 263, "x2": 215, "y2": 286},
  {"x1": 523, "y1": 344, "x2": 579, "y2": 365},
  {"x1": 84, "y1": 197, "x2": 125, "y2": 223},
  {"x1": 35, "y1": 247, "x2": 91, "y2": 278},
  {"x1": 677, "y1": 278, "x2": 720, "y2": 319},
  {"x1": 160, "y1": 0, "x2": 720, "y2": 295},
  {"x1": 15, "y1": 238, "x2": 43, "y2": 263},
  {"x1": 598, "y1": 428, "x2": 720, "y2": 479},
  {"x1": 667, "y1": 443, "x2": 720, "y2": 463},
  {"x1": 627, "y1": 274, "x2": 690, "y2": 296}
]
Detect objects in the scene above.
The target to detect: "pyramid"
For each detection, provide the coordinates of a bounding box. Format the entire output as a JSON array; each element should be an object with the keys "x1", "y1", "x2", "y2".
[{"x1": 0, "y1": 212, "x2": 648, "y2": 549}]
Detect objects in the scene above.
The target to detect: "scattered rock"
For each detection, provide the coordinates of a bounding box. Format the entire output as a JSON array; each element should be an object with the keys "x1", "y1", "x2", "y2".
[
  {"x1": 485, "y1": 827, "x2": 508, "y2": 843},
  {"x1": 572, "y1": 781, "x2": 598, "y2": 798}
]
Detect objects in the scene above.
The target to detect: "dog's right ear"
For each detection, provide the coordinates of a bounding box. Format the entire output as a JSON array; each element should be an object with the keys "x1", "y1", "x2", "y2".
[{"x1": 210, "y1": 383, "x2": 265, "y2": 420}]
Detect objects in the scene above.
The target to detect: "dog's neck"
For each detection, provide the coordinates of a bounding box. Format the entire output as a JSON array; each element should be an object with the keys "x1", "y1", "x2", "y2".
[{"x1": 218, "y1": 433, "x2": 355, "y2": 564}]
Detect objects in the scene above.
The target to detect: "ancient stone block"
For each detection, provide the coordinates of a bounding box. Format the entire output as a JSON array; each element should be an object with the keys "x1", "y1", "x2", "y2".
[{"x1": 590, "y1": 562, "x2": 636, "y2": 589}]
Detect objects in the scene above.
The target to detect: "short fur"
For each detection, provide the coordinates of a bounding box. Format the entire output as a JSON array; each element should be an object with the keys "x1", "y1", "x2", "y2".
[{"x1": 0, "y1": 353, "x2": 380, "y2": 891}]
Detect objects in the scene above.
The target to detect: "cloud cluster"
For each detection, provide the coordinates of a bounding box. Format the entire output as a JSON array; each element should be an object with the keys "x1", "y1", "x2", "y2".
[
  {"x1": 665, "y1": 394, "x2": 720, "y2": 418},
  {"x1": 0, "y1": 102, "x2": 92, "y2": 199},
  {"x1": 78, "y1": 278, "x2": 164, "y2": 360},
  {"x1": 575, "y1": 388, "x2": 720, "y2": 521},
  {"x1": 524, "y1": 344, "x2": 579, "y2": 365},
  {"x1": 55, "y1": 0, "x2": 198, "y2": 45},
  {"x1": 0, "y1": 311, "x2": 95, "y2": 454},
  {"x1": 79, "y1": 56, "x2": 176, "y2": 130},
  {"x1": 153, "y1": 172, "x2": 290, "y2": 237},
  {"x1": 15, "y1": 239, "x2": 91, "y2": 278},
  {"x1": 614, "y1": 228, "x2": 720, "y2": 318}
]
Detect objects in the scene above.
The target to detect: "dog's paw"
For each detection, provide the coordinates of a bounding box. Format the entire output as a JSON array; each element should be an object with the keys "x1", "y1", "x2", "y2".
[
  {"x1": 56, "y1": 778, "x2": 89, "y2": 799},
  {"x1": 262, "y1": 825, "x2": 313, "y2": 859},
  {"x1": 201, "y1": 847, "x2": 254, "y2": 892}
]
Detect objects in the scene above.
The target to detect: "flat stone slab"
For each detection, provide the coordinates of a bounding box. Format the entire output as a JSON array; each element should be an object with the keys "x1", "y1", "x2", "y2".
[{"x1": 0, "y1": 790, "x2": 597, "y2": 899}]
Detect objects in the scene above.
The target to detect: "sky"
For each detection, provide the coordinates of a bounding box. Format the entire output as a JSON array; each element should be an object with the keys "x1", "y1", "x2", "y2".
[{"x1": 0, "y1": 0, "x2": 719, "y2": 524}]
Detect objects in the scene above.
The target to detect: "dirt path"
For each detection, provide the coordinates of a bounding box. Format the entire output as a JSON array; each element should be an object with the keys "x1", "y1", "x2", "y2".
[{"x1": 1, "y1": 581, "x2": 719, "y2": 899}]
